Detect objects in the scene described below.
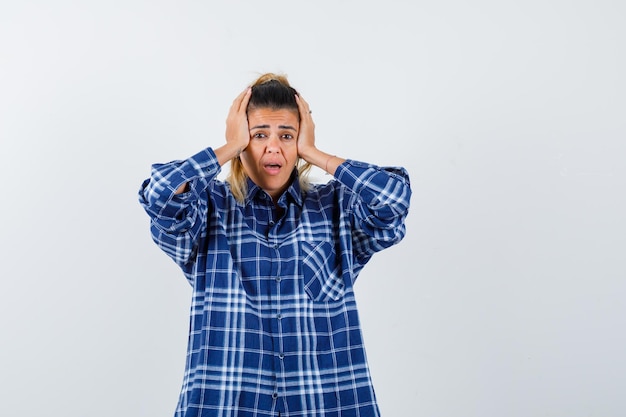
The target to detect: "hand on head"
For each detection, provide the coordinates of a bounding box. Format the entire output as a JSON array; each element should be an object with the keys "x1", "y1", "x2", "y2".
[
  {"x1": 225, "y1": 87, "x2": 252, "y2": 155},
  {"x1": 224, "y1": 87, "x2": 318, "y2": 163},
  {"x1": 295, "y1": 94, "x2": 316, "y2": 158}
]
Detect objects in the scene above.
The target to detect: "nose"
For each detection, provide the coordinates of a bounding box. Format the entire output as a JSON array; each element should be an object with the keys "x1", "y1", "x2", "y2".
[{"x1": 266, "y1": 135, "x2": 280, "y2": 153}]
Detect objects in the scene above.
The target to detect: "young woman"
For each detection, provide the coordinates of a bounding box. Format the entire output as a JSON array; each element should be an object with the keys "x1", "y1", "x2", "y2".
[{"x1": 138, "y1": 73, "x2": 412, "y2": 417}]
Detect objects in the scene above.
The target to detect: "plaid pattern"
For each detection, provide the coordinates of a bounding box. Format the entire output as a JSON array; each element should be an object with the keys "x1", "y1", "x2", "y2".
[{"x1": 138, "y1": 147, "x2": 411, "y2": 417}]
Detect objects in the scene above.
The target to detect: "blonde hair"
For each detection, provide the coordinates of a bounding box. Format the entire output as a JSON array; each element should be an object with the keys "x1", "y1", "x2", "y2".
[{"x1": 226, "y1": 73, "x2": 312, "y2": 203}]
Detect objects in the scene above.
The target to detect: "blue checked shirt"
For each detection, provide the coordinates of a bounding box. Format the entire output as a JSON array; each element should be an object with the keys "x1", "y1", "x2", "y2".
[{"x1": 138, "y1": 147, "x2": 411, "y2": 417}]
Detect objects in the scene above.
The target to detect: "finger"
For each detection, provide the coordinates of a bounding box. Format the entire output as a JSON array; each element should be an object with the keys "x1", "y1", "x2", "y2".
[
  {"x1": 238, "y1": 87, "x2": 252, "y2": 113},
  {"x1": 295, "y1": 94, "x2": 312, "y2": 118},
  {"x1": 231, "y1": 88, "x2": 247, "y2": 106},
  {"x1": 231, "y1": 87, "x2": 251, "y2": 112}
]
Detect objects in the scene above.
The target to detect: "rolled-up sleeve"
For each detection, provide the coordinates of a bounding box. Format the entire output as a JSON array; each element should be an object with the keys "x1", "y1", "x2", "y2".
[
  {"x1": 138, "y1": 147, "x2": 221, "y2": 268},
  {"x1": 335, "y1": 159, "x2": 412, "y2": 261}
]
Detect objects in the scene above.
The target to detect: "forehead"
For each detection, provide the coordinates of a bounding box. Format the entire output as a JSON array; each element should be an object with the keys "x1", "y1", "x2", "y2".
[{"x1": 248, "y1": 108, "x2": 299, "y2": 127}]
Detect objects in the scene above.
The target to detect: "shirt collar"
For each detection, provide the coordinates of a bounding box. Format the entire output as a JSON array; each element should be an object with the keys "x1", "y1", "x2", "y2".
[{"x1": 245, "y1": 169, "x2": 303, "y2": 207}]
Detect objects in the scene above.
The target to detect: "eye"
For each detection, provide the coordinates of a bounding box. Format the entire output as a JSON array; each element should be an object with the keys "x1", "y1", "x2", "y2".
[
  {"x1": 281, "y1": 133, "x2": 294, "y2": 140},
  {"x1": 252, "y1": 132, "x2": 267, "y2": 139}
]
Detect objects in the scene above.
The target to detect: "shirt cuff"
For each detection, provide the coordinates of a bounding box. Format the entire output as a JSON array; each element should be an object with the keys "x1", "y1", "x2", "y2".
[{"x1": 169, "y1": 147, "x2": 221, "y2": 200}]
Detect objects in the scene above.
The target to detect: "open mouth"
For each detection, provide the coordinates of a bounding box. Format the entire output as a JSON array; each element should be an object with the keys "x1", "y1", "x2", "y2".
[{"x1": 263, "y1": 162, "x2": 282, "y2": 174}]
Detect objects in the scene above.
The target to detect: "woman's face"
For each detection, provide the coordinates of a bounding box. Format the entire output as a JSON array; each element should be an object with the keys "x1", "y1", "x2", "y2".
[{"x1": 241, "y1": 107, "x2": 300, "y2": 201}]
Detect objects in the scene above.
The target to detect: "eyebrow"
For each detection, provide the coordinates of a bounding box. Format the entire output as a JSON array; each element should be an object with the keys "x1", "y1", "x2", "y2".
[{"x1": 250, "y1": 124, "x2": 297, "y2": 131}]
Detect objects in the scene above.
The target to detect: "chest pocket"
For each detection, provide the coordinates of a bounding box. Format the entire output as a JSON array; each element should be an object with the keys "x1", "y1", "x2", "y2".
[{"x1": 301, "y1": 240, "x2": 345, "y2": 302}]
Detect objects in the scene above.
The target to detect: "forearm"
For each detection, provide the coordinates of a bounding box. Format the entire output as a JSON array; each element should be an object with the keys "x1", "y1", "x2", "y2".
[
  {"x1": 142, "y1": 147, "x2": 221, "y2": 209},
  {"x1": 299, "y1": 146, "x2": 346, "y2": 176},
  {"x1": 174, "y1": 142, "x2": 243, "y2": 195},
  {"x1": 337, "y1": 160, "x2": 411, "y2": 239}
]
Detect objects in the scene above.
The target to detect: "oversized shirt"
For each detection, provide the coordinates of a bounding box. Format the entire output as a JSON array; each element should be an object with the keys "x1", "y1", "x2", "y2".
[{"x1": 138, "y1": 147, "x2": 411, "y2": 417}]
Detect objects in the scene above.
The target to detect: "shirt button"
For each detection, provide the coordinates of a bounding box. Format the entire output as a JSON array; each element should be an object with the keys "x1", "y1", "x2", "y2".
[
  {"x1": 276, "y1": 313, "x2": 282, "y2": 320},
  {"x1": 269, "y1": 220, "x2": 275, "y2": 226},
  {"x1": 275, "y1": 276, "x2": 281, "y2": 282},
  {"x1": 272, "y1": 392, "x2": 278, "y2": 399},
  {"x1": 278, "y1": 353, "x2": 285, "y2": 359}
]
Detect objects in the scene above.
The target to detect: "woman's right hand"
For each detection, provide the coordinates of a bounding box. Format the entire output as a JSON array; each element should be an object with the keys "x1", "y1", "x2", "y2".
[
  {"x1": 176, "y1": 88, "x2": 252, "y2": 194},
  {"x1": 224, "y1": 87, "x2": 252, "y2": 156}
]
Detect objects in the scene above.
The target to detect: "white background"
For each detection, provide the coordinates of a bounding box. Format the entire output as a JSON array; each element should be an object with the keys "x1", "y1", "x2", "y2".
[{"x1": 1, "y1": 1, "x2": 625, "y2": 416}]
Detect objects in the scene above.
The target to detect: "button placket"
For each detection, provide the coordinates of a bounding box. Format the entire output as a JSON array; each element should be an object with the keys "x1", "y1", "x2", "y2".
[{"x1": 271, "y1": 241, "x2": 285, "y2": 407}]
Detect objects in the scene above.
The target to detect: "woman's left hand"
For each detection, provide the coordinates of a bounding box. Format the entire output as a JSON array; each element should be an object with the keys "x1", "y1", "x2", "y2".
[{"x1": 296, "y1": 94, "x2": 317, "y2": 160}]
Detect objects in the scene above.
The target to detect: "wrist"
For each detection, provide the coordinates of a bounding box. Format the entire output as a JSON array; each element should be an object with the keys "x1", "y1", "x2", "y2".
[
  {"x1": 324, "y1": 154, "x2": 336, "y2": 173},
  {"x1": 216, "y1": 142, "x2": 246, "y2": 166},
  {"x1": 297, "y1": 145, "x2": 317, "y2": 164}
]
